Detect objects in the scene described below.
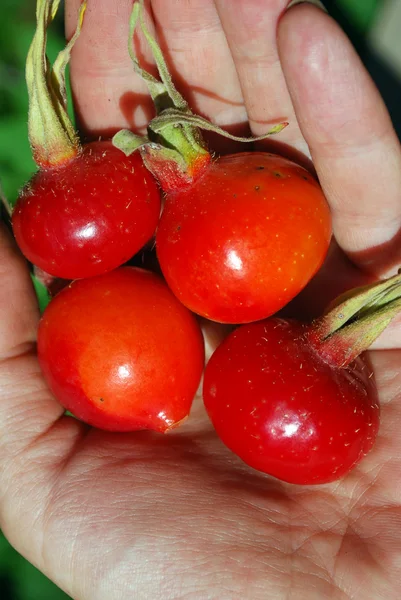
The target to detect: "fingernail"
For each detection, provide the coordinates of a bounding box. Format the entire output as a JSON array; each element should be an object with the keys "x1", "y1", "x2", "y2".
[{"x1": 286, "y1": 0, "x2": 328, "y2": 12}]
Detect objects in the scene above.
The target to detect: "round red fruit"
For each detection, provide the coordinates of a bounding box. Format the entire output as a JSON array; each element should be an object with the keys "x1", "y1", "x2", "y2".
[
  {"x1": 156, "y1": 152, "x2": 331, "y2": 324},
  {"x1": 38, "y1": 267, "x2": 205, "y2": 432},
  {"x1": 203, "y1": 318, "x2": 379, "y2": 484},
  {"x1": 13, "y1": 141, "x2": 161, "y2": 279}
]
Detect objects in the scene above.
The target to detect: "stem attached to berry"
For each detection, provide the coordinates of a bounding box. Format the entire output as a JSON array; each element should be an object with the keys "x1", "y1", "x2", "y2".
[
  {"x1": 308, "y1": 270, "x2": 401, "y2": 367},
  {"x1": 112, "y1": 0, "x2": 288, "y2": 191},
  {"x1": 27, "y1": 0, "x2": 86, "y2": 169}
]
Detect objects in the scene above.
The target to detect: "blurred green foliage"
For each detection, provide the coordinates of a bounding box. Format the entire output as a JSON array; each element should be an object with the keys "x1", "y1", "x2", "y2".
[
  {"x1": 0, "y1": 0, "x2": 74, "y2": 208},
  {"x1": 1, "y1": 4, "x2": 71, "y2": 597},
  {"x1": 0, "y1": 534, "x2": 69, "y2": 599},
  {"x1": 31, "y1": 274, "x2": 51, "y2": 313},
  {"x1": 336, "y1": 0, "x2": 379, "y2": 33},
  {"x1": 0, "y1": 0, "x2": 35, "y2": 204}
]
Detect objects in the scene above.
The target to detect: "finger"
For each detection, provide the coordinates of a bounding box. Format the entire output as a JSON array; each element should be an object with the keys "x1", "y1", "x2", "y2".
[
  {"x1": 278, "y1": 5, "x2": 401, "y2": 275},
  {"x1": 149, "y1": 0, "x2": 250, "y2": 153},
  {"x1": 0, "y1": 223, "x2": 38, "y2": 359},
  {"x1": 0, "y1": 225, "x2": 74, "y2": 460},
  {"x1": 66, "y1": 0, "x2": 154, "y2": 137},
  {"x1": 214, "y1": 0, "x2": 308, "y2": 154},
  {"x1": 0, "y1": 226, "x2": 85, "y2": 572},
  {"x1": 150, "y1": 0, "x2": 246, "y2": 129}
]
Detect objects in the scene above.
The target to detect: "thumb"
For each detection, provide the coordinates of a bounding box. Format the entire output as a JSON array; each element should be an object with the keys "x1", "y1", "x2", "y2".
[
  {"x1": 0, "y1": 221, "x2": 38, "y2": 359},
  {"x1": 0, "y1": 223, "x2": 67, "y2": 464}
]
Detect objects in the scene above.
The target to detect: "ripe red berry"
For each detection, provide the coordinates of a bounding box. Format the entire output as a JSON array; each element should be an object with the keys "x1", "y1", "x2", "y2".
[
  {"x1": 38, "y1": 267, "x2": 205, "y2": 432},
  {"x1": 13, "y1": 141, "x2": 160, "y2": 279},
  {"x1": 12, "y1": 2, "x2": 160, "y2": 280},
  {"x1": 156, "y1": 152, "x2": 331, "y2": 323},
  {"x1": 203, "y1": 318, "x2": 380, "y2": 485},
  {"x1": 113, "y1": 2, "x2": 331, "y2": 324}
]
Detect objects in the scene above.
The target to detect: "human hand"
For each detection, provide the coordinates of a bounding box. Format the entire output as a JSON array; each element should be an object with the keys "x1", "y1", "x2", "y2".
[{"x1": 1, "y1": 1, "x2": 401, "y2": 598}]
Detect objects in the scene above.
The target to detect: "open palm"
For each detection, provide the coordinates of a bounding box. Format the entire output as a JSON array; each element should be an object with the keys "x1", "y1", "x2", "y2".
[{"x1": 2, "y1": 1, "x2": 401, "y2": 598}]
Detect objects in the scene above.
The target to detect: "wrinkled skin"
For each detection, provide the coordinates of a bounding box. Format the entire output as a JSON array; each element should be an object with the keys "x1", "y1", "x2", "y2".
[{"x1": 1, "y1": 1, "x2": 401, "y2": 599}]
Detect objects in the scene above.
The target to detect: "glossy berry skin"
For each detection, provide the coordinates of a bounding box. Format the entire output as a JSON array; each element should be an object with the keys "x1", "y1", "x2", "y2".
[
  {"x1": 38, "y1": 267, "x2": 204, "y2": 432},
  {"x1": 156, "y1": 152, "x2": 331, "y2": 324},
  {"x1": 13, "y1": 141, "x2": 161, "y2": 279},
  {"x1": 203, "y1": 318, "x2": 380, "y2": 484}
]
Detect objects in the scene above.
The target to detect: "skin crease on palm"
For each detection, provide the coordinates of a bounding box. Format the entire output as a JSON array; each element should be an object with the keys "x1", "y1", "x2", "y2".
[{"x1": 2, "y1": 0, "x2": 401, "y2": 598}]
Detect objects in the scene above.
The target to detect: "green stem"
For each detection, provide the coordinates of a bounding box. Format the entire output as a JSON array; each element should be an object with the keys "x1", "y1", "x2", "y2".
[
  {"x1": 136, "y1": 0, "x2": 188, "y2": 113},
  {"x1": 112, "y1": 0, "x2": 288, "y2": 190},
  {"x1": 309, "y1": 270, "x2": 401, "y2": 367},
  {"x1": 128, "y1": 2, "x2": 167, "y2": 110},
  {"x1": 149, "y1": 110, "x2": 288, "y2": 143},
  {"x1": 27, "y1": 0, "x2": 86, "y2": 168}
]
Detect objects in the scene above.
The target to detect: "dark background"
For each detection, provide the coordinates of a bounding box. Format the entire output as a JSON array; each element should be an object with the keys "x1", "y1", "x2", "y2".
[{"x1": 0, "y1": 0, "x2": 399, "y2": 598}]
